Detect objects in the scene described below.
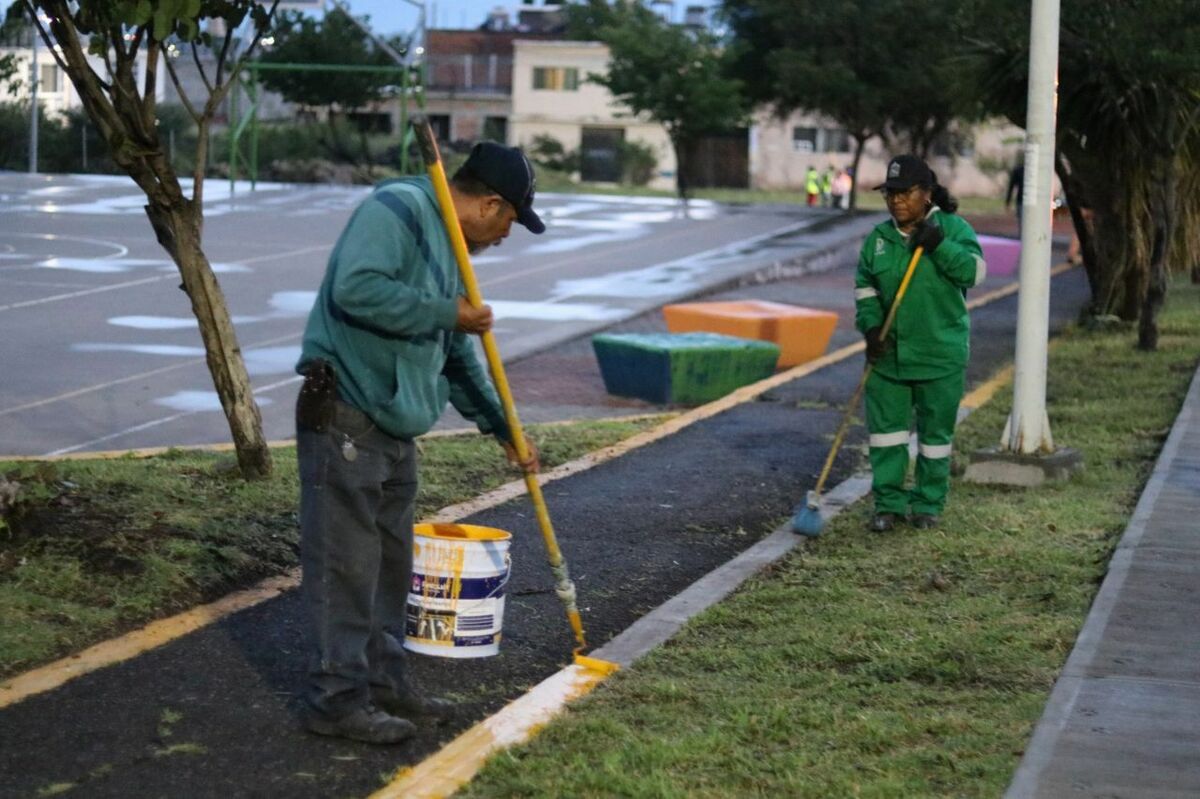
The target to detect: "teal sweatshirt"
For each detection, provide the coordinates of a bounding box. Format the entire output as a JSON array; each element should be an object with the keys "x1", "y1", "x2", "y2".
[{"x1": 297, "y1": 176, "x2": 509, "y2": 442}]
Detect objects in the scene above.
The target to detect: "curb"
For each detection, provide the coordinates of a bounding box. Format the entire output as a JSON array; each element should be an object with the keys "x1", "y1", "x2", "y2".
[{"x1": 1003, "y1": 361, "x2": 1200, "y2": 798}]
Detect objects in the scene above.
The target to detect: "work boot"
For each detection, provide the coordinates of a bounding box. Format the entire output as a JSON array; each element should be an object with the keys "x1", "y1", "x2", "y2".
[
  {"x1": 303, "y1": 704, "x2": 417, "y2": 744},
  {"x1": 869, "y1": 512, "x2": 899, "y2": 533},
  {"x1": 911, "y1": 513, "x2": 940, "y2": 530},
  {"x1": 372, "y1": 686, "x2": 455, "y2": 724}
]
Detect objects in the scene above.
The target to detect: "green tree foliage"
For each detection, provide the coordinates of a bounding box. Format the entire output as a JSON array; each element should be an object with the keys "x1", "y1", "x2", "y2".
[
  {"x1": 8, "y1": 0, "x2": 282, "y2": 477},
  {"x1": 257, "y1": 7, "x2": 406, "y2": 167},
  {"x1": 965, "y1": 0, "x2": 1200, "y2": 348},
  {"x1": 258, "y1": 8, "x2": 403, "y2": 109},
  {"x1": 720, "y1": 0, "x2": 978, "y2": 209},
  {"x1": 566, "y1": 0, "x2": 746, "y2": 200}
]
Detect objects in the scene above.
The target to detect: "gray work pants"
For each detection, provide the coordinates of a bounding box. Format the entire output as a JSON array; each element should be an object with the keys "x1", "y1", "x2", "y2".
[{"x1": 297, "y1": 401, "x2": 418, "y2": 719}]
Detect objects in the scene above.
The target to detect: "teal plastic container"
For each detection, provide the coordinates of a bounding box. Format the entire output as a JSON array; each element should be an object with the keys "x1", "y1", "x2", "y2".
[{"x1": 592, "y1": 332, "x2": 781, "y2": 405}]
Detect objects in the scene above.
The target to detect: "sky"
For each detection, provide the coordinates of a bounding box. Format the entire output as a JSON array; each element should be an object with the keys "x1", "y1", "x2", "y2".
[{"x1": 308, "y1": 0, "x2": 717, "y2": 37}]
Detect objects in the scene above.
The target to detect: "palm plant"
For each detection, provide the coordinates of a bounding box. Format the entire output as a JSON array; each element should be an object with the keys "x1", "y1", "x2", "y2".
[{"x1": 965, "y1": 0, "x2": 1200, "y2": 349}]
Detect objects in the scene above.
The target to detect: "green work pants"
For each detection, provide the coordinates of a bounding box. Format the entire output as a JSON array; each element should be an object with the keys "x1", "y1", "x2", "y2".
[{"x1": 864, "y1": 369, "x2": 965, "y2": 516}]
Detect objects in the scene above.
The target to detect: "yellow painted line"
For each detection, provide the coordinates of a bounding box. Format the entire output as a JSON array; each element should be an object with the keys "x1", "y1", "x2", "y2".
[
  {"x1": 370, "y1": 663, "x2": 613, "y2": 799},
  {"x1": 0, "y1": 264, "x2": 1076, "y2": 709},
  {"x1": 0, "y1": 572, "x2": 297, "y2": 709},
  {"x1": 961, "y1": 364, "x2": 1014, "y2": 410},
  {"x1": 966, "y1": 260, "x2": 1075, "y2": 312},
  {"x1": 0, "y1": 440, "x2": 299, "y2": 463},
  {"x1": 0, "y1": 414, "x2": 675, "y2": 462},
  {"x1": 428, "y1": 342, "x2": 864, "y2": 523}
]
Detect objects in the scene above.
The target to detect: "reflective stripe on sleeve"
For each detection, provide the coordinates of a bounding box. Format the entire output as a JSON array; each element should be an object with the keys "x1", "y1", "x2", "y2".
[
  {"x1": 869, "y1": 430, "x2": 910, "y2": 448},
  {"x1": 855, "y1": 286, "x2": 880, "y2": 300},
  {"x1": 918, "y1": 441, "x2": 953, "y2": 459},
  {"x1": 974, "y1": 254, "x2": 987, "y2": 287}
]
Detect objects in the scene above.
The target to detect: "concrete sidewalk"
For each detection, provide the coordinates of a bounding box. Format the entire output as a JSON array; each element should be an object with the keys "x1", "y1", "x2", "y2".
[{"x1": 1007, "y1": 364, "x2": 1200, "y2": 798}]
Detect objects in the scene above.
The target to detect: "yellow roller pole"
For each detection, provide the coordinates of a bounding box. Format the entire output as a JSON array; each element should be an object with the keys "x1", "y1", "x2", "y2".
[{"x1": 411, "y1": 118, "x2": 615, "y2": 674}]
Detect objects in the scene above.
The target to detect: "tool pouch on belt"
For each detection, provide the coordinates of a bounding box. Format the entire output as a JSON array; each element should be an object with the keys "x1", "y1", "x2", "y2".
[{"x1": 296, "y1": 359, "x2": 336, "y2": 432}]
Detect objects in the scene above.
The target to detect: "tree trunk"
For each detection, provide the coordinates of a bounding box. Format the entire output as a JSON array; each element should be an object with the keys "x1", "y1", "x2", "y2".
[
  {"x1": 671, "y1": 133, "x2": 691, "y2": 206},
  {"x1": 1054, "y1": 154, "x2": 1099, "y2": 297},
  {"x1": 848, "y1": 133, "x2": 868, "y2": 211},
  {"x1": 1138, "y1": 158, "x2": 1178, "y2": 351},
  {"x1": 145, "y1": 199, "x2": 273, "y2": 478}
]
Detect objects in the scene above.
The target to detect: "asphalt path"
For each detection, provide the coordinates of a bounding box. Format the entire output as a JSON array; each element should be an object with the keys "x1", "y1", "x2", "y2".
[
  {"x1": 0, "y1": 255, "x2": 1092, "y2": 799},
  {"x1": 0, "y1": 172, "x2": 847, "y2": 456}
]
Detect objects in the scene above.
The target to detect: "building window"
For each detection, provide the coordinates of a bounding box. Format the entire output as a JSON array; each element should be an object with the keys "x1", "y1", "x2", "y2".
[
  {"x1": 792, "y1": 127, "x2": 817, "y2": 153},
  {"x1": 793, "y1": 126, "x2": 853, "y2": 154},
  {"x1": 823, "y1": 128, "x2": 851, "y2": 153},
  {"x1": 483, "y1": 116, "x2": 508, "y2": 143},
  {"x1": 532, "y1": 66, "x2": 579, "y2": 91},
  {"x1": 427, "y1": 114, "x2": 451, "y2": 142},
  {"x1": 39, "y1": 63, "x2": 60, "y2": 93}
]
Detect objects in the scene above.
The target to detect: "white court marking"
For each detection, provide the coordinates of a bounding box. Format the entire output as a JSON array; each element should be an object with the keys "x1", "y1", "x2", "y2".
[
  {"x1": 0, "y1": 244, "x2": 329, "y2": 314},
  {"x1": 44, "y1": 375, "x2": 302, "y2": 456}
]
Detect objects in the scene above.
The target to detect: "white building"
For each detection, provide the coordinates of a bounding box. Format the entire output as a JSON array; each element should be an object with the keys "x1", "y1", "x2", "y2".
[
  {"x1": 1, "y1": 40, "x2": 164, "y2": 118},
  {"x1": 509, "y1": 39, "x2": 677, "y2": 190},
  {"x1": 751, "y1": 108, "x2": 1024, "y2": 198}
]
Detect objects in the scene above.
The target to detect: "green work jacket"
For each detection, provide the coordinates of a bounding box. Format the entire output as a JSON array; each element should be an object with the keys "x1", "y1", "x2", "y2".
[
  {"x1": 298, "y1": 177, "x2": 509, "y2": 442},
  {"x1": 854, "y1": 208, "x2": 986, "y2": 381}
]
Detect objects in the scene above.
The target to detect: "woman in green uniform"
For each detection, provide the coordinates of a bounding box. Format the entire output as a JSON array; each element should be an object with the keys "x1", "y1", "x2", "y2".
[{"x1": 855, "y1": 155, "x2": 986, "y2": 532}]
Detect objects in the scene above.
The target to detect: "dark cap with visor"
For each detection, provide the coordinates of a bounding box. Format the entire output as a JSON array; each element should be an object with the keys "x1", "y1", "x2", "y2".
[
  {"x1": 458, "y1": 142, "x2": 545, "y2": 234},
  {"x1": 874, "y1": 154, "x2": 934, "y2": 191}
]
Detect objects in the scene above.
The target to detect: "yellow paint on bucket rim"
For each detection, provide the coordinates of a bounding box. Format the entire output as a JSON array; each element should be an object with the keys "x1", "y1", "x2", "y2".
[{"x1": 414, "y1": 522, "x2": 511, "y2": 542}]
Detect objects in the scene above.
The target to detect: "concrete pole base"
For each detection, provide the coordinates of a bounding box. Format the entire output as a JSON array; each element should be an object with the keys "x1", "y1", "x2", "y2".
[{"x1": 962, "y1": 446, "x2": 1084, "y2": 487}]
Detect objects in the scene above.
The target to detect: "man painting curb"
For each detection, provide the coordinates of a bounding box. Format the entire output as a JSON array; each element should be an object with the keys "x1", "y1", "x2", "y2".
[{"x1": 293, "y1": 142, "x2": 543, "y2": 744}]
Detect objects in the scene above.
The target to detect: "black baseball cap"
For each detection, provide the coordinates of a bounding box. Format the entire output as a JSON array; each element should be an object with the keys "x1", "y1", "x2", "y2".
[
  {"x1": 458, "y1": 142, "x2": 545, "y2": 234},
  {"x1": 874, "y1": 154, "x2": 934, "y2": 191}
]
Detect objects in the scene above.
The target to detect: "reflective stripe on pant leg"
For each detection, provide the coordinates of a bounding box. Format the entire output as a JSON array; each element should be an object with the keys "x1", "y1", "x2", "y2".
[
  {"x1": 911, "y1": 369, "x2": 966, "y2": 515},
  {"x1": 865, "y1": 369, "x2": 914, "y2": 515}
]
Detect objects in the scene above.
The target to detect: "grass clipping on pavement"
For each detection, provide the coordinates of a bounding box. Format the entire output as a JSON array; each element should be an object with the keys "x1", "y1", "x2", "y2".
[
  {"x1": 0, "y1": 416, "x2": 666, "y2": 679},
  {"x1": 461, "y1": 281, "x2": 1200, "y2": 799}
]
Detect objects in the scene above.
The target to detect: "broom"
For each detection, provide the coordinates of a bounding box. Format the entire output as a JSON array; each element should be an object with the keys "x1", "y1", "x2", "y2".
[
  {"x1": 792, "y1": 245, "x2": 925, "y2": 536},
  {"x1": 411, "y1": 117, "x2": 618, "y2": 676}
]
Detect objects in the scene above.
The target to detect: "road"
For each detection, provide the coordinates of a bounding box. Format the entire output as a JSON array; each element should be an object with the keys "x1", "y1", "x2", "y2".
[{"x1": 0, "y1": 172, "x2": 846, "y2": 456}]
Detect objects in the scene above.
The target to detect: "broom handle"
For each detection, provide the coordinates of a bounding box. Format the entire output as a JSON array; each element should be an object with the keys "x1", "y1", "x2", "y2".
[
  {"x1": 411, "y1": 118, "x2": 588, "y2": 652},
  {"x1": 811, "y1": 245, "x2": 925, "y2": 497}
]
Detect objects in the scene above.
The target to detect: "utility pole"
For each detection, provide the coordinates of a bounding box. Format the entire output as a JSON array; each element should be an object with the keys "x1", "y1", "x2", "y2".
[
  {"x1": 29, "y1": 22, "x2": 38, "y2": 174},
  {"x1": 1007, "y1": 0, "x2": 1059, "y2": 455},
  {"x1": 964, "y1": 0, "x2": 1082, "y2": 486}
]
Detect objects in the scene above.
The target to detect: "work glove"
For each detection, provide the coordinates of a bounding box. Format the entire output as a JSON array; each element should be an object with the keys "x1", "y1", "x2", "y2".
[
  {"x1": 910, "y1": 220, "x2": 944, "y2": 254},
  {"x1": 864, "y1": 327, "x2": 888, "y2": 363}
]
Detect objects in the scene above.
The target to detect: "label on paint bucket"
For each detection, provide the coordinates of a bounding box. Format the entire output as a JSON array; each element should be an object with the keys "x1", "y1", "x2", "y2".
[{"x1": 404, "y1": 523, "x2": 512, "y2": 658}]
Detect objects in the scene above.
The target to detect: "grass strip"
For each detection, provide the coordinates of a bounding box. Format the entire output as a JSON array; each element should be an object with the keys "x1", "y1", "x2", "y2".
[
  {"x1": 461, "y1": 280, "x2": 1200, "y2": 799},
  {"x1": 0, "y1": 416, "x2": 667, "y2": 678}
]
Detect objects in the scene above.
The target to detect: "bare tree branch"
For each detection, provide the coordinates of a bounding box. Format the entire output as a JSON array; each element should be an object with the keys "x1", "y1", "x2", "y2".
[
  {"x1": 163, "y1": 54, "x2": 202, "y2": 123},
  {"x1": 213, "y1": 19, "x2": 235, "y2": 87},
  {"x1": 210, "y1": 0, "x2": 280, "y2": 109},
  {"x1": 141, "y1": 35, "x2": 158, "y2": 121},
  {"x1": 22, "y1": 0, "x2": 71, "y2": 75},
  {"x1": 191, "y1": 41, "x2": 214, "y2": 95},
  {"x1": 193, "y1": 117, "x2": 210, "y2": 206},
  {"x1": 128, "y1": 26, "x2": 145, "y2": 57}
]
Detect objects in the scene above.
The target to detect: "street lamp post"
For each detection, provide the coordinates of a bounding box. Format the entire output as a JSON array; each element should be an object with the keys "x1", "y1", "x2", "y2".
[
  {"x1": 29, "y1": 23, "x2": 38, "y2": 174},
  {"x1": 963, "y1": 0, "x2": 1083, "y2": 487}
]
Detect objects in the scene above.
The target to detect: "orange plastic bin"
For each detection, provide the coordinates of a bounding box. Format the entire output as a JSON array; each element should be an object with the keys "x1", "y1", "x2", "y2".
[{"x1": 663, "y1": 300, "x2": 839, "y2": 368}]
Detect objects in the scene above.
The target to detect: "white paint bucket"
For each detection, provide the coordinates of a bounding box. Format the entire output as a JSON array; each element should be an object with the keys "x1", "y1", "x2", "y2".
[{"x1": 404, "y1": 523, "x2": 512, "y2": 658}]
